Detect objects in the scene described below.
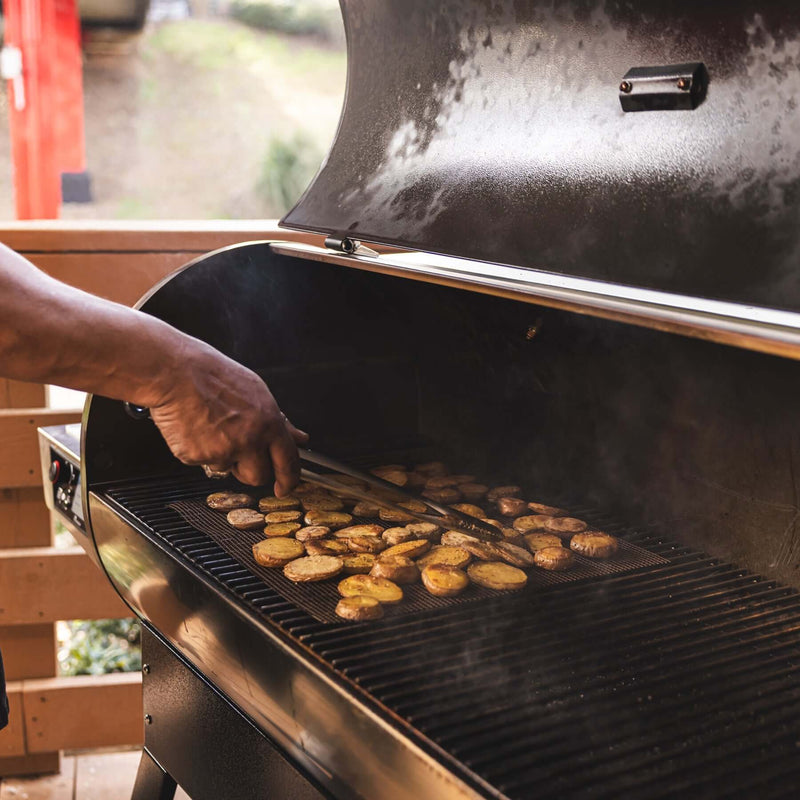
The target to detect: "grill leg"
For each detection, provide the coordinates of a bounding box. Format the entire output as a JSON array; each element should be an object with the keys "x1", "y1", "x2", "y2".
[{"x1": 131, "y1": 749, "x2": 177, "y2": 800}]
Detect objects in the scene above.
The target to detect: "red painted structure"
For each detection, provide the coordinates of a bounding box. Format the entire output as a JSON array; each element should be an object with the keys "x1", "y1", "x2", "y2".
[{"x1": 2, "y1": 0, "x2": 87, "y2": 219}]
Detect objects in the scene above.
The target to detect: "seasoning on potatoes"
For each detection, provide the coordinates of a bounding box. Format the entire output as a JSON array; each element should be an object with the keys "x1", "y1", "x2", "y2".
[
  {"x1": 370, "y1": 555, "x2": 419, "y2": 584},
  {"x1": 382, "y1": 527, "x2": 417, "y2": 546},
  {"x1": 513, "y1": 515, "x2": 553, "y2": 533},
  {"x1": 352, "y1": 500, "x2": 382, "y2": 517},
  {"x1": 459, "y1": 483, "x2": 489, "y2": 500},
  {"x1": 422, "y1": 564, "x2": 470, "y2": 597},
  {"x1": 226, "y1": 508, "x2": 265, "y2": 530},
  {"x1": 524, "y1": 532, "x2": 564, "y2": 552},
  {"x1": 570, "y1": 532, "x2": 619, "y2": 558},
  {"x1": 451, "y1": 503, "x2": 488, "y2": 519},
  {"x1": 264, "y1": 510, "x2": 303, "y2": 524},
  {"x1": 534, "y1": 546, "x2": 574, "y2": 571},
  {"x1": 258, "y1": 495, "x2": 300, "y2": 513},
  {"x1": 379, "y1": 507, "x2": 415, "y2": 523},
  {"x1": 334, "y1": 524, "x2": 384, "y2": 539},
  {"x1": 527, "y1": 501, "x2": 568, "y2": 517},
  {"x1": 295, "y1": 525, "x2": 331, "y2": 542},
  {"x1": 381, "y1": 539, "x2": 431, "y2": 560},
  {"x1": 467, "y1": 561, "x2": 528, "y2": 591},
  {"x1": 263, "y1": 522, "x2": 302, "y2": 538},
  {"x1": 335, "y1": 595, "x2": 384, "y2": 621},
  {"x1": 417, "y1": 545, "x2": 471, "y2": 570},
  {"x1": 422, "y1": 487, "x2": 461, "y2": 504},
  {"x1": 283, "y1": 555, "x2": 343, "y2": 583},
  {"x1": 348, "y1": 535, "x2": 387, "y2": 554},
  {"x1": 544, "y1": 517, "x2": 588, "y2": 535},
  {"x1": 441, "y1": 530, "x2": 480, "y2": 548},
  {"x1": 341, "y1": 554, "x2": 376, "y2": 574},
  {"x1": 495, "y1": 497, "x2": 528, "y2": 517},
  {"x1": 301, "y1": 494, "x2": 345, "y2": 512},
  {"x1": 207, "y1": 492, "x2": 255, "y2": 511},
  {"x1": 338, "y1": 575, "x2": 404, "y2": 605},
  {"x1": 252, "y1": 537, "x2": 305, "y2": 567},
  {"x1": 305, "y1": 539, "x2": 349, "y2": 557},
  {"x1": 304, "y1": 510, "x2": 353, "y2": 529},
  {"x1": 487, "y1": 485, "x2": 522, "y2": 502},
  {"x1": 404, "y1": 522, "x2": 440, "y2": 539}
]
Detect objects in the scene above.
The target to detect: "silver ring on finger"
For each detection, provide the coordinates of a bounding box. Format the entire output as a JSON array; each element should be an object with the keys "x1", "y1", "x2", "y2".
[{"x1": 202, "y1": 464, "x2": 232, "y2": 479}]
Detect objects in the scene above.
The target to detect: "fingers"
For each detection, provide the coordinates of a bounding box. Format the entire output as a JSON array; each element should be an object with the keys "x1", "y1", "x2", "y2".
[
  {"x1": 232, "y1": 451, "x2": 271, "y2": 487},
  {"x1": 287, "y1": 420, "x2": 310, "y2": 445},
  {"x1": 269, "y1": 427, "x2": 302, "y2": 497}
]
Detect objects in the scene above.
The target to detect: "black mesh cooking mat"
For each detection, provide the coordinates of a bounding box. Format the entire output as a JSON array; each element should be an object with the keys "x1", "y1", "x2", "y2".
[{"x1": 168, "y1": 498, "x2": 668, "y2": 624}]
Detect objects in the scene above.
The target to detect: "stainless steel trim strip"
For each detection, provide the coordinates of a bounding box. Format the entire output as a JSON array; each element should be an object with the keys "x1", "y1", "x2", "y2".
[{"x1": 271, "y1": 242, "x2": 800, "y2": 361}]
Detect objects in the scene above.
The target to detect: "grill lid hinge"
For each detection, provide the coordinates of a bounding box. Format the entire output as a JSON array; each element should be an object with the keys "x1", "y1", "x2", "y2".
[{"x1": 324, "y1": 234, "x2": 379, "y2": 258}]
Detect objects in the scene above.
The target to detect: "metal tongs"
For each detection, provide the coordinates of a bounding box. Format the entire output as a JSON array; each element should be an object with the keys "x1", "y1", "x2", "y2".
[{"x1": 298, "y1": 449, "x2": 502, "y2": 542}]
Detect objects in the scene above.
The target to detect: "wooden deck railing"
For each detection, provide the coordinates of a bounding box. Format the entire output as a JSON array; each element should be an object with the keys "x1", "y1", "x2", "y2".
[{"x1": 0, "y1": 221, "x2": 326, "y2": 776}]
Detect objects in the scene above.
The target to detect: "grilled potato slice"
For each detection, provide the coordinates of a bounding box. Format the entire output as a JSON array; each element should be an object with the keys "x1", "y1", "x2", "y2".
[
  {"x1": 283, "y1": 555, "x2": 343, "y2": 583},
  {"x1": 348, "y1": 535, "x2": 387, "y2": 554},
  {"x1": 381, "y1": 539, "x2": 431, "y2": 559},
  {"x1": 295, "y1": 525, "x2": 331, "y2": 542},
  {"x1": 374, "y1": 469, "x2": 408, "y2": 487},
  {"x1": 534, "y1": 546, "x2": 574, "y2": 571},
  {"x1": 415, "y1": 461, "x2": 448, "y2": 477},
  {"x1": 450, "y1": 474, "x2": 477, "y2": 485},
  {"x1": 258, "y1": 495, "x2": 300, "y2": 513},
  {"x1": 404, "y1": 471, "x2": 427, "y2": 489},
  {"x1": 334, "y1": 524, "x2": 384, "y2": 539},
  {"x1": 341, "y1": 553, "x2": 377, "y2": 574},
  {"x1": 500, "y1": 527, "x2": 526, "y2": 546},
  {"x1": 252, "y1": 537, "x2": 305, "y2": 567},
  {"x1": 487, "y1": 485, "x2": 522, "y2": 502},
  {"x1": 404, "y1": 522, "x2": 440, "y2": 539},
  {"x1": 370, "y1": 555, "x2": 420, "y2": 584},
  {"x1": 544, "y1": 517, "x2": 588, "y2": 535},
  {"x1": 352, "y1": 500, "x2": 382, "y2": 517},
  {"x1": 305, "y1": 539, "x2": 349, "y2": 556},
  {"x1": 304, "y1": 510, "x2": 353, "y2": 529},
  {"x1": 468, "y1": 561, "x2": 527, "y2": 591},
  {"x1": 441, "y1": 530, "x2": 479, "y2": 548},
  {"x1": 226, "y1": 508, "x2": 265, "y2": 530},
  {"x1": 490, "y1": 540, "x2": 535, "y2": 568},
  {"x1": 495, "y1": 497, "x2": 528, "y2": 517},
  {"x1": 378, "y1": 507, "x2": 415, "y2": 523},
  {"x1": 291, "y1": 483, "x2": 321, "y2": 496},
  {"x1": 527, "y1": 501, "x2": 568, "y2": 517},
  {"x1": 513, "y1": 514, "x2": 553, "y2": 532},
  {"x1": 263, "y1": 522, "x2": 302, "y2": 538},
  {"x1": 417, "y1": 545, "x2": 471, "y2": 570},
  {"x1": 451, "y1": 503, "x2": 488, "y2": 519},
  {"x1": 264, "y1": 510, "x2": 303, "y2": 524},
  {"x1": 382, "y1": 527, "x2": 418, "y2": 546},
  {"x1": 422, "y1": 487, "x2": 461, "y2": 504},
  {"x1": 422, "y1": 564, "x2": 470, "y2": 597},
  {"x1": 524, "y1": 532, "x2": 563, "y2": 552},
  {"x1": 459, "y1": 483, "x2": 489, "y2": 500},
  {"x1": 301, "y1": 494, "x2": 345, "y2": 512},
  {"x1": 207, "y1": 492, "x2": 255, "y2": 511},
  {"x1": 335, "y1": 595, "x2": 384, "y2": 621},
  {"x1": 425, "y1": 475, "x2": 461, "y2": 489},
  {"x1": 441, "y1": 531, "x2": 497, "y2": 561},
  {"x1": 338, "y1": 575, "x2": 404, "y2": 604},
  {"x1": 570, "y1": 532, "x2": 619, "y2": 558}
]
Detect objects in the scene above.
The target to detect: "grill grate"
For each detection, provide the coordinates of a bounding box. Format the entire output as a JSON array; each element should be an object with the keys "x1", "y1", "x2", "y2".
[{"x1": 101, "y1": 475, "x2": 800, "y2": 799}]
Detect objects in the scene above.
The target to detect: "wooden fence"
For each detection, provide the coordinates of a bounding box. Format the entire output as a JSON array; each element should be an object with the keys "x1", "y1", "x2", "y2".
[{"x1": 0, "y1": 221, "x2": 324, "y2": 776}]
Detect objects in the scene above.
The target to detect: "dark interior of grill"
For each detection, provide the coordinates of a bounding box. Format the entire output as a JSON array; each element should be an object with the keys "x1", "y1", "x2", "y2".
[{"x1": 84, "y1": 243, "x2": 800, "y2": 797}]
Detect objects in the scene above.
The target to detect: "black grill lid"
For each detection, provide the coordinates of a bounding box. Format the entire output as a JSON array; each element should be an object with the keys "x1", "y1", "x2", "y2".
[{"x1": 281, "y1": 0, "x2": 800, "y2": 313}]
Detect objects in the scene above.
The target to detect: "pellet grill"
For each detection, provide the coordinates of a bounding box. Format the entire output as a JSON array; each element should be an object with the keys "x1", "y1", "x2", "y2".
[{"x1": 74, "y1": 1, "x2": 800, "y2": 797}]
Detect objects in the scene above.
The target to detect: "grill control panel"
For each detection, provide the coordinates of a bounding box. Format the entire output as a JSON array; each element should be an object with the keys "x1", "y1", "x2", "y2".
[{"x1": 48, "y1": 449, "x2": 84, "y2": 530}]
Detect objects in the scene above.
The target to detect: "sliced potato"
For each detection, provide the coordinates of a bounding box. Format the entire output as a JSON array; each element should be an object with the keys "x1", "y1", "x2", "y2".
[
  {"x1": 500, "y1": 527, "x2": 526, "y2": 546},
  {"x1": 258, "y1": 495, "x2": 300, "y2": 513},
  {"x1": 513, "y1": 514, "x2": 553, "y2": 533},
  {"x1": 450, "y1": 474, "x2": 477, "y2": 485},
  {"x1": 534, "y1": 546, "x2": 574, "y2": 571},
  {"x1": 263, "y1": 521, "x2": 302, "y2": 538},
  {"x1": 341, "y1": 553, "x2": 376, "y2": 575},
  {"x1": 544, "y1": 517, "x2": 588, "y2": 535},
  {"x1": 404, "y1": 522, "x2": 440, "y2": 539},
  {"x1": 283, "y1": 555, "x2": 343, "y2": 583},
  {"x1": 252, "y1": 537, "x2": 305, "y2": 567},
  {"x1": 291, "y1": 483, "x2": 320, "y2": 496},
  {"x1": 451, "y1": 503, "x2": 488, "y2": 519},
  {"x1": 352, "y1": 500, "x2": 382, "y2": 517},
  {"x1": 207, "y1": 492, "x2": 255, "y2": 511},
  {"x1": 378, "y1": 507, "x2": 415, "y2": 523},
  {"x1": 305, "y1": 539, "x2": 349, "y2": 556},
  {"x1": 441, "y1": 530, "x2": 479, "y2": 548},
  {"x1": 527, "y1": 501, "x2": 568, "y2": 517},
  {"x1": 417, "y1": 545, "x2": 471, "y2": 570},
  {"x1": 370, "y1": 555, "x2": 420, "y2": 584},
  {"x1": 348, "y1": 535, "x2": 387, "y2": 554},
  {"x1": 301, "y1": 494, "x2": 345, "y2": 512},
  {"x1": 495, "y1": 497, "x2": 528, "y2": 517},
  {"x1": 490, "y1": 540, "x2": 535, "y2": 568},
  {"x1": 486, "y1": 485, "x2": 522, "y2": 502},
  {"x1": 335, "y1": 595, "x2": 384, "y2": 621},
  {"x1": 226, "y1": 508, "x2": 265, "y2": 530},
  {"x1": 264, "y1": 510, "x2": 302, "y2": 524},
  {"x1": 468, "y1": 561, "x2": 528, "y2": 590},
  {"x1": 524, "y1": 532, "x2": 563, "y2": 552},
  {"x1": 338, "y1": 575, "x2": 404, "y2": 604},
  {"x1": 425, "y1": 475, "x2": 461, "y2": 489},
  {"x1": 422, "y1": 564, "x2": 470, "y2": 597},
  {"x1": 382, "y1": 526, "x2": 417, "y2": 546},
  {"x1": 334, "y1": 524, "x2": 384, "y2": 539},
  {"x1": 459, "y1": 483, "x2": 489, "y2": 500},
  {"x1": 295, "y1": 525, "x2": 331, "y2": 542},
  {"x1": 422, "y1": 487, "x2": 461, "y2": 504},
  {"x1": 381, "y1": 539, "x2": 431, "y2": 560},
  {"x1": 304, "y1": 510, "x2": 353, "y2": 529},
  {"x1": 570, "y1": 532, "x2": 619, "y2": 558},
  {"x1": 404, "y1": 471, "x2": 427, "y2": 489},
  {"x1": 376, "y1": 469, "x2": 408, "y2": 487}
]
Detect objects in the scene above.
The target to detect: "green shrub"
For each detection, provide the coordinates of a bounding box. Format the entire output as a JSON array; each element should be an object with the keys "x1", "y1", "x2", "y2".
[
  {"x1": 257, "y1": 131, "x2": 322, "y2": 213},
  {"x1": 58, "y1": 618, "x2": 142, "y2": 676},
  {"x1": 230, "y1": 0, "x2": 340, "y2": 41}
]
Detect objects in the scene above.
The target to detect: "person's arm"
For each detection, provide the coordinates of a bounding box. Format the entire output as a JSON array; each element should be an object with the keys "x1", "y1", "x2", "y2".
[{"x1": 0, "y1": 242, "x2": 306, "y2": 493}]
